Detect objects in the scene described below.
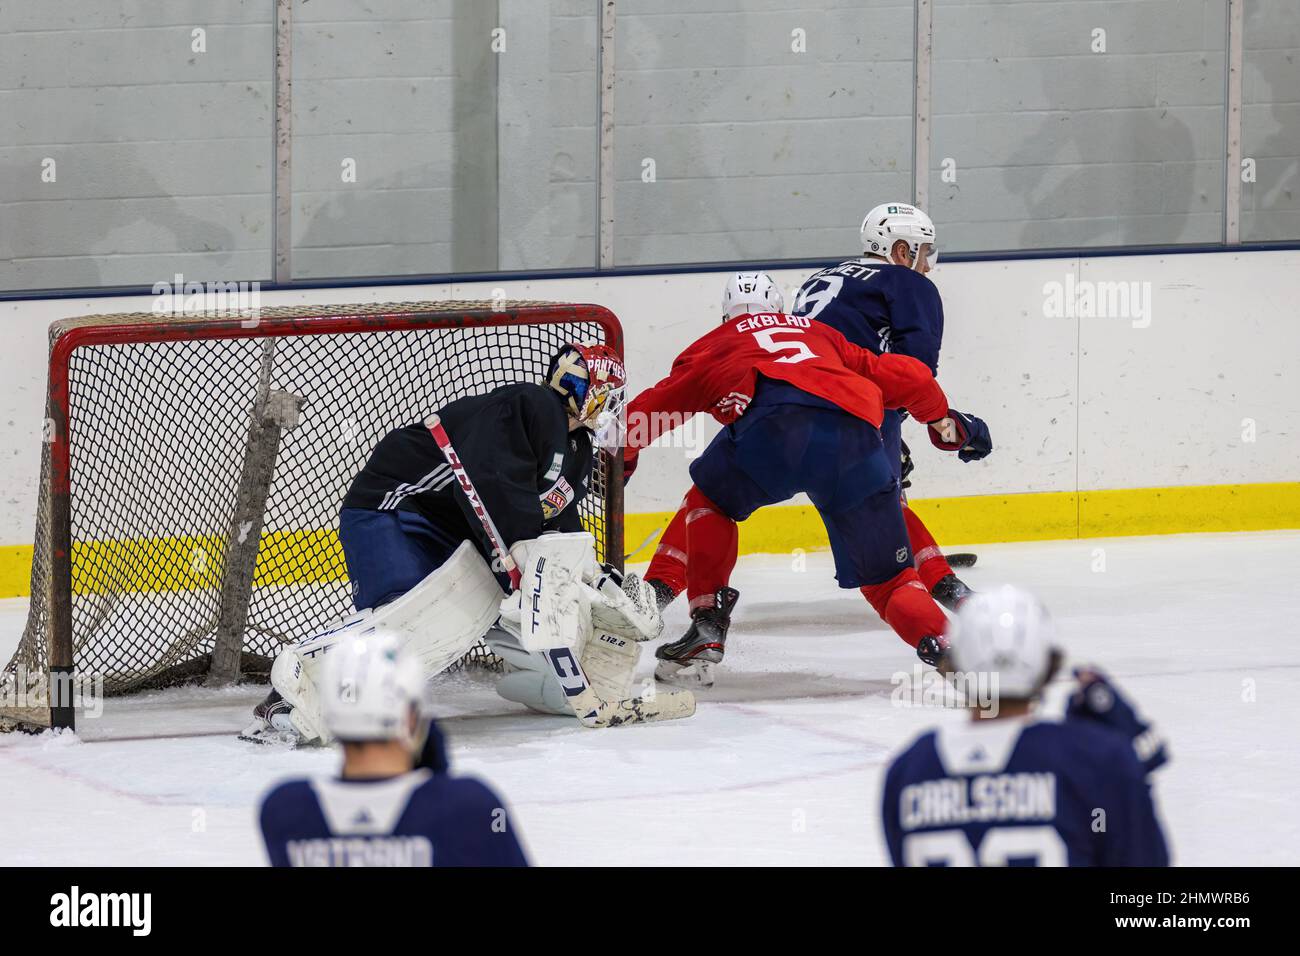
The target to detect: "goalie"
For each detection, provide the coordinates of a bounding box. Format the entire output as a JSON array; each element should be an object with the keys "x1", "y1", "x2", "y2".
[{"x1": 244, "y1": 343, "x2": 691, "y2": 745}]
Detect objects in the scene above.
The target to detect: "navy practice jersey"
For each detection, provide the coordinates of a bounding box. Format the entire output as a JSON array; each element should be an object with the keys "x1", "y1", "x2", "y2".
[
  {"x1": 793, "y1": 259, "x2": 944, "y2": 374},
  {"x1": 260, "y1": 769, "x2": 528, "y2": 867},
  {"x1": 342, "y1": 383, "x2": 592, "y2": 558},
  {"x1": 882, "y1": 716, "x2": 1169, "y2": 866}
]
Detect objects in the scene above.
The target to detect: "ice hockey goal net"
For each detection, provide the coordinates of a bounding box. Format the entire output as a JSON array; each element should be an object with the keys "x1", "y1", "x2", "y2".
[{"x1": 0, "y1": 301, "x2": 623, "y2": 731}]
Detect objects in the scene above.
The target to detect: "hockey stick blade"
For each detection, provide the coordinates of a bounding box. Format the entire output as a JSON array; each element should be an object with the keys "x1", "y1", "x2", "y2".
[
  {"x1": 579, "y1": 687, "x2": 697, "y2": 728},
  {"x1": 947, "y1": 552, "x2": 978, "y2": 568}
]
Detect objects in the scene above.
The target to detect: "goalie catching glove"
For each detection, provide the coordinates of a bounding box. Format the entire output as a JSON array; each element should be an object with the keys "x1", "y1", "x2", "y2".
[{"x1": 491, "y1": 532, "x2": 694, "y2": 727}]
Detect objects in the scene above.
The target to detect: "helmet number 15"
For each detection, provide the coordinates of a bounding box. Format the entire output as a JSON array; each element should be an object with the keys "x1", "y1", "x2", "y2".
[{"x1": 753, "y1": 327, "x2": 817, "y2": 365}]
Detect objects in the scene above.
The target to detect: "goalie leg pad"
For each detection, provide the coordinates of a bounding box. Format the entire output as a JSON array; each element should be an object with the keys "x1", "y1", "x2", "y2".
[
  {"x1": 265, "y1": 540, "x2": 504, "y2": 744},
  {"x1": 485, "y1": 626, "x2": 692, "y2": 725},
  {"x1": 499, "y1": 532, "x2": 596, "y2": 652},
  {"x1": 577, "y1": 630, "x2": 640, "y2": 702}
]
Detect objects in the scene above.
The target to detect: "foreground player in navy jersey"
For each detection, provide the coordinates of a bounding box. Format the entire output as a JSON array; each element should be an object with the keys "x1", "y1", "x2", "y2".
[
  {"x1": 259, "y1": 629, "x2": 528, "y2": 867},
  {"x1": 793, "y1": 203, "x2": 978, "y2": 611},
  {"x1": 882, "y1": 586, "x2": 1170, "y2": 866}
]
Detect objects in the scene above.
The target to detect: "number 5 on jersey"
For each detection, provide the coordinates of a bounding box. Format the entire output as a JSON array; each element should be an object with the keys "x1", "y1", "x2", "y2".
[{"x1": 752, "y1": 327, "x2": 817, "y2": 364}]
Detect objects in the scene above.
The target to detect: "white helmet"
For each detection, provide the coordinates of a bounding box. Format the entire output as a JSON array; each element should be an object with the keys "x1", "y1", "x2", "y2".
[
  {"x1": 860, "y1": 202, "x2": 937, "y2": 270},
  {"x1": 722, "y1": 271, "x2": 785, "y2": 321},
  {"x1": 948, "y1": 585, "x2": 1057, "y2": 699},
  {"x1": 323, "y1": 629, "x2": 428, "y2": 745}
]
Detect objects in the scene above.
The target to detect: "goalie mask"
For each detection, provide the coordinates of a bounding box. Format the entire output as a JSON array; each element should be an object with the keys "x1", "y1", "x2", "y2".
[
  {"x1": 860, "y1": 202, "x2": 938, "y2": 271},
  {"x1": 546, "y1": 343, "x2": 627, "y2": 430}
]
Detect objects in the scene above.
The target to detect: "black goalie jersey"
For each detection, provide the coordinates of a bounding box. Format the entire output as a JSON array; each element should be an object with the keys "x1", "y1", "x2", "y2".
[{"x1": 342, "y1": 383, "x2": 594, "y2": 556}]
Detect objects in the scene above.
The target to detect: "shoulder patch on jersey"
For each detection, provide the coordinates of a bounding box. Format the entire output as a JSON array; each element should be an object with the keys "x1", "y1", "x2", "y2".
[{"x1": 540, "y1": 476, "x2": 575, "y2": 519}]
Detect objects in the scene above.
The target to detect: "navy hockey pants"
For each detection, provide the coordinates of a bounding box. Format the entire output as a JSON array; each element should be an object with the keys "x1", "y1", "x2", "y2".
[
  {"x1": 688, "y1": 389, "x2": 913, "y2": 589},
  {"x1": 338, "y1": 507, "x2": 465, "y2": 610}
]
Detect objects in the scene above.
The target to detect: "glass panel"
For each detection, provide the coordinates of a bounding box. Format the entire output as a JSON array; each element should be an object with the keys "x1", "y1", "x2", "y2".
[
  {"x1": 931, "y1": 0, "x2": 1228, "y2": 253},
  {"x1": 290, "y1": 0, "x2": 597, "y2": 280},
  {"x1": 0, "y1": 1, "x2": 274, "y2": 293},
  {"x1": 614, "y1": 0, "x2": 915, "y2": 267},
  {"x1": 1241, "y1": 1, "x2": 1300, "y2": 243}
]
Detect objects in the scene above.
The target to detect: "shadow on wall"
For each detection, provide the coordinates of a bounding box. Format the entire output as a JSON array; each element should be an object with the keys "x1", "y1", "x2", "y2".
[
  {"x1": 1004, "y1": 71, "x2": 1200, "y2": 248},
  {"x1": 1243, "y1": 2, "x2": 1300, "y2": 237},
  {"x1": 0, "y1": 149, "x2": 236, "y2": 292}
]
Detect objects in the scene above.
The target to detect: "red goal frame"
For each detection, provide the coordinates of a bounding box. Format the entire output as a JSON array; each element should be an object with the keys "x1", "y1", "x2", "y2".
[{"x1": 36, "y1": 302, "x2": 625, "y2": 731}]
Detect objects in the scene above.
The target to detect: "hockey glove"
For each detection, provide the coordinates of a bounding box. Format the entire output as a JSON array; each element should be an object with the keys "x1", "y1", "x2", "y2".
[
  {"x1": 928, "y1": 409, "x2": 992, "y2": 462},
  {"x1": 1068, "y1": 668, "x2": 1169, "y2": 776}
]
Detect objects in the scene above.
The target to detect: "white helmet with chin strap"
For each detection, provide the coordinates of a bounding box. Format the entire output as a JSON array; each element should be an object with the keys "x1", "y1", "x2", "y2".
[
  {"x1": 722, "y1": 271, "x2": 785, "y2": 321},
  {"x1": 322, "y1": 629, "x2": 429, "y2": 747},
  {"x1": 860, "y1": 202, "x2": 938, "y2": 270}
]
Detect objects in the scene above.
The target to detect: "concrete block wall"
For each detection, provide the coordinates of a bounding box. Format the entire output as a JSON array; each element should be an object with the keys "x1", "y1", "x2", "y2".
[
  {"x1": 614, "y1": 0, "x2": 915, "y2": 265},
  {"x1": 1, "y1": 1, "x2": 1298, "y2": 295},
  {"x1": 0, "y1": 0, "x2": 273, "y2": 291},
  {"x1": 930, "y1": 0, "x2": 1228, "y2": 251},
  {"x1": 1242, "y1": 0, "x2": 1300, "y2": 242}
]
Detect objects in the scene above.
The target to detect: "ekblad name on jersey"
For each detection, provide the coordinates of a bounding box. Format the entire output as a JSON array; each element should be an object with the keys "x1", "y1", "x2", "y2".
[{"x1": 794, "y1": 259, "x2": 945, "y2": 373}]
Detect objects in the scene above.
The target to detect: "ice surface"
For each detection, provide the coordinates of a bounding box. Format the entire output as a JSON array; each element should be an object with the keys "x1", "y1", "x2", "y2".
[{"x1": 2, "y1": 531, "x2": 1298, "y2": 866}]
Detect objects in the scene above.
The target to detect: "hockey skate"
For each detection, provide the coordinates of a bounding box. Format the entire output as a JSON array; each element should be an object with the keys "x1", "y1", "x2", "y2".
[
  {"x1": 654, "y1": 587, "x2": 739, "y2": 689},
  {"x1": 916, "y1": 635, "x2": 955, "y2": 676},
  {"x1": 239, "y1": 690, "x2": 303, "y2": 746},
  {"x1": 931, "y1": 573, "x2": 974, "y2": 612}
]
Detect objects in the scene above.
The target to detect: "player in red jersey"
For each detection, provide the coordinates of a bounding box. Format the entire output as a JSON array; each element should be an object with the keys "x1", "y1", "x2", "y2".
[{"x1": 625, "y1": 273, "x2": 991, "y2": 686}]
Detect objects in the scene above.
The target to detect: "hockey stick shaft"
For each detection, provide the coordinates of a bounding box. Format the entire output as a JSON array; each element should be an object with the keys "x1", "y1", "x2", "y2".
[{"x1": 424, "y1": 414, "x2": 521, "y2": 589}]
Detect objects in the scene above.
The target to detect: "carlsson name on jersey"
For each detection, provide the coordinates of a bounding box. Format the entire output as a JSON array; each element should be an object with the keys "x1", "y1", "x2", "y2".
[
  {"x1": 49, "y1": 886, "x2": 152, "y2": 937},
  {"x1": 733, "y1": 313, "x2": 811, "y2": 333},
  {"x1": 899, "y1": 772, "x2": 1057, "y2": 830}
]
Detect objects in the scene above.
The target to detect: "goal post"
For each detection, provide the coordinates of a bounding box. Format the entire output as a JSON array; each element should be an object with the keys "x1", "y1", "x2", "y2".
[{"x1": 0, "y1": 301, "x2": 624, "y2": 732}]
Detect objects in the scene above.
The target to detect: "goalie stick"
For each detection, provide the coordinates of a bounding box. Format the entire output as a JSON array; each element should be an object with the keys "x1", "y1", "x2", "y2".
[{"x1": 423, "y1": 415, "x2": 694, "y2": 728}]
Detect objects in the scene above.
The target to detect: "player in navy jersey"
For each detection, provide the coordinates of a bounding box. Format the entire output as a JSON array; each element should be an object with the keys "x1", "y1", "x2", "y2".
[
  {"x1": 259, "y1": 629, "x2": 528, "y2": 867},
  {"x1": 624, "y1": 274, "x2": 991, "y2": 686},
  {"x1": 793, "y1": 203, "x2": 977, "y2": 612},
  {"x1": 882, "y1": 586, "x2": 1170, "y2": 866}
]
